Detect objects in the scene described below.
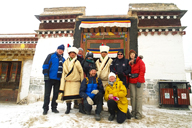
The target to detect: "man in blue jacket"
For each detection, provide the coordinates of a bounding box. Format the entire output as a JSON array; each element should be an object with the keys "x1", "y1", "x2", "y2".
[
  {"x1": 42, "y1": 44, "x2": 65, "y2": 115},
  {"x1": 79, "y1": 68, "x2": 104, "y2": 121}
]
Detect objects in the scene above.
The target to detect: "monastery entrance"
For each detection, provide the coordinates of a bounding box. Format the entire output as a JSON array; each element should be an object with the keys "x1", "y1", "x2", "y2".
[{"x1": 0, "y1": 61, "x2": 21, "y2": 102}]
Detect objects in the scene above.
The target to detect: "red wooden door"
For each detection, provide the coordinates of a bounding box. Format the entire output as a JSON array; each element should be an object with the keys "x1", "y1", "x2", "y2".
[
  {"x1": 9, "y1": 62, "x2": 18, "y2": 82},
  {"x1": 161, "y1": 88, "x2": 174, "y2": 105},
  {"x1": 177, "y1": 89, "x2": 190, "y2": 105},
  {"x1": 0, "y1": 63, "x2": 9, "y2": 82}
]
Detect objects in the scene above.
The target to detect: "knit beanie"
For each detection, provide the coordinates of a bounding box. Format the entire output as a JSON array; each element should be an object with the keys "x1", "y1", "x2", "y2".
[
  {"x1": 57, "y1": 44, "x2": 65, "y2": 51},
  {"x1": 108, "y1": 72, "x2": 116, "y2": 78},
  {"x1": 129, "y1": 49, "x2": 136, "y2": 56}
]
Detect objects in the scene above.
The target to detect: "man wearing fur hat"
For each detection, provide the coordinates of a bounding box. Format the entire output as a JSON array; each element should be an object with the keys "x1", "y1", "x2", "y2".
[
  {"x1": 96, "y1": 45, "x2": 113, "y2": 89},
  {"x1": 56, "y1": 46, "x2": 85, "y2": 114},
  {"x1": 42, "y1": 44, "x2": 65, "y2": 115}
]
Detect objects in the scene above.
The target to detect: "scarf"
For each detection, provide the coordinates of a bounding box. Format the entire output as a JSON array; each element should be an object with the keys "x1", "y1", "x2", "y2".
[
  {"x1": 108, "y1": 79, "x2": 116, "y2": 86},
  {"x1": 97, "y1": 55, "x2": 109, "y2": 77},
  {"x1": 57, "y1": 53, "x2": 63, "y2": 78},
  {"x1": 68, "y1": 56, "x2": 77, "y2": 71}
]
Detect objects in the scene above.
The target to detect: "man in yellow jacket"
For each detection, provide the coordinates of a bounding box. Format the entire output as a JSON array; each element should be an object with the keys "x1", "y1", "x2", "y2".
[{"x1": 104, "y1": 72, "x2": 131, "y2": 123}]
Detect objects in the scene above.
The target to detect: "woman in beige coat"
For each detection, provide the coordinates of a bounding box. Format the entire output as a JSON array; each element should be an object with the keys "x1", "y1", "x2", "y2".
[{"x1": 57, "y1": 46, "x2": 85, "y2": 114}]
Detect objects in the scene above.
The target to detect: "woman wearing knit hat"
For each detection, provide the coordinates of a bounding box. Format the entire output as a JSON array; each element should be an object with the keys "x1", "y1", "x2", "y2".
[
  {"x1": 104, "y1": 72, "x2": 129, "y2": 124},
  {"x1": 128, "y1": 49, "x2": 146, "y2": 119}
]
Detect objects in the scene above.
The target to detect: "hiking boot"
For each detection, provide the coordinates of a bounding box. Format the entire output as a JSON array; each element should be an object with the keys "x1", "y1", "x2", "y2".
[
  {"x1": 65, "y1": 103, "x2": 71, "y2": 114},
  {"x1": 95, "y1": 114, "x2": 101, "y2": 121},
  {"x1": 52, "y1": 109, "x2": 59, "y2": 113},
  {"x1": 108, "y1": 114, "x2": 115, "y2": 121},
  {"x1": 135, "y1": 114, "x2": 142, "y2": 119},
  {"x1": 43, "y1": 110, "x2": 48, "y2": 115}
]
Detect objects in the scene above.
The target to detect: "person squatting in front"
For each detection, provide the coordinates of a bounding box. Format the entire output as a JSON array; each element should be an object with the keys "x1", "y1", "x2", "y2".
[
  {"x1": 129, "y1": 49, "x2": 146, "y2": 119},
  {"x1": 56, "y1": 46, "x2": 85, "y2": 114},
  {"x1": 79, "y1": 68, "x2": 104, "y2": 121},
  {"x1": 104, "y1": 72, "x2": 131, "y2": 124},
  {"x1": 81, "y1": 51, "x2": 96, "y2": 77},
  {"x1": 42, "y1": 44, "x2": 65, "y2": 115}
]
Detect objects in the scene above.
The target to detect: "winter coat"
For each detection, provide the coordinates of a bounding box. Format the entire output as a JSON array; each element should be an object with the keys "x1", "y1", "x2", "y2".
[
  {"x1": 77, "y1": 55, "x2": 84, "y2": 63},
  {"x1": 96, "y1": 55, "x2": 113, "y2": 87},
  {"x1": 42, "y1": 52, "x2": 65, "y2": 80},
  {"x1": 110, "y1": 57, "x2": 131, "y2": 88},
  {"x1": 79, "y1": 76, "x2": 104, "y2": 99},
  {"x1": 129, "y1": 56, "x2": 145, "y2": 84},
  {"x1": 81, "y1": 59, "x2": 96, "y2": 77},
  {"x1": 104, "y1": 77, "x2": 128, "y2": 113},
  {"x1": 59, "y1": 57, "x2": 84, "y2": 100}
]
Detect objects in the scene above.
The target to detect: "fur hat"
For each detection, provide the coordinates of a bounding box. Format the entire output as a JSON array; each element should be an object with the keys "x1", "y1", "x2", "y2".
[
  {"x1": 57, "y1": 44, "x2": 65, "y2": 51},
  {"x1": 67, "y1": 47, "x2": 79, "y2": 54},
  {"x1": 100, "y1": 44, "x2": 109, "y2": 53},
  {"x1": 108, "y1": 72, "x2": 116, "y2": 78},
  {"x1": 129, "y1": 49, "x2": 136, "y2": 56}
]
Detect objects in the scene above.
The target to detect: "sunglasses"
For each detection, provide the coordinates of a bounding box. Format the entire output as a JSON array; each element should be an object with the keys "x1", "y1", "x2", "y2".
[{"x1": 118, "y1": 54, "x2": 123, "y2": 55}]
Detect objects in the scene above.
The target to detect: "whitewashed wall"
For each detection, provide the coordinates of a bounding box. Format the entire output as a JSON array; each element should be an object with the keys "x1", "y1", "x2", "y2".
[
  {"x1": 28, "y1": 36, "x2": 73, "y2": 103},
  {"x1": 138, "y1": 33, "x2": 186, "y2": 81},
  {"x1": 19, "y1": 60, "x2": 33, "y2": 100}
]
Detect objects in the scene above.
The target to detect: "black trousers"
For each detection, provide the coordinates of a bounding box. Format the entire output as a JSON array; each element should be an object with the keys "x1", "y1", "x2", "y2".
[
  {"x1": 43, "y1": 79, "x2": 60, "y2": 111},
  {"x1": 83, "y1": 92, "x2": 103, "y2": 114},
  {"x1": 107, "y1": 99, "x2": 126, "y2": 124}
]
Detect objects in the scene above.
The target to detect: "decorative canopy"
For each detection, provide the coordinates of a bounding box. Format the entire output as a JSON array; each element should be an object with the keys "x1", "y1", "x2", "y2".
[{"x1": 79, "y1": 19, "x2": 131, "y2": 29}]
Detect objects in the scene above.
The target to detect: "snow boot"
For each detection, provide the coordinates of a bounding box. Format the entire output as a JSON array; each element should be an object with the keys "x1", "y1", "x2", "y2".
[
  {"x1": 95, "y1": 114, "x2": 101, "y2": 121},
  {"x1": 52, "y1": 109, "x2": 59, "y2": 113},
  {"x1": 74, "y1": 100, "x2": 79, "y2": 109},
  {"x1": 126, "y1": 109, "x2": 132, "y2": 119},
  {"x1": 65, "y1": 103, "x2": 71, "y2": 114},
  {"x1": 79, "y1": 103, "x2": 86, "y2": 114},
  {"x1": 43, "y1": 110, "x2": 48, "y2": 115},
  {"x1": 108, "y1": 114, "x2": 115, "y2": 121}
]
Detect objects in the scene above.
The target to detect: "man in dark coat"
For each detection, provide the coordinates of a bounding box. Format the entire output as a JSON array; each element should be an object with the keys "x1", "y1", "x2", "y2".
[
  {"x1": 81, "y1": 52, "x2": 96, "y2": 77},
  {"x1": 42, "y1": 44, "x2": 65, "y2": 115},
  {"x1": 79, "y1": 68, "x2": 104, "y2": 121},
  {"x1": 110, "y1": 50, "x2": 131, "y2": 88}
]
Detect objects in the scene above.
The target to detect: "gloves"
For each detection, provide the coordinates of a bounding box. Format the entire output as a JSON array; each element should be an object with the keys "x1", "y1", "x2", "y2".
[
  {"x1": 91, "y1": 90, "x2": 99, "y2": 94},
  {"x1": 44, "y1": 75, "x2": 49, "y2": 81},
  {"x1": 113, "y1": 96, "x2": 119, "y2": 101},
  {"x1": 136, "y1": 82, "x2": 141, "y2": 88},
  {"x1": 130, "y1": 73, "x2": 139, "y2": 78},
  {"x1": 56, "y1": 92, "x2": 64, "y2": 103},
  {"x1": 87, "y1": 96, "x2": 94, "y2": 105}
]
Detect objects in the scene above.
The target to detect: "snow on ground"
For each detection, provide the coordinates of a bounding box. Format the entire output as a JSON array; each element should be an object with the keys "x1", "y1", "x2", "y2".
[{"x1": 0, "y1": 101, "x2": 192, "y2": 128}]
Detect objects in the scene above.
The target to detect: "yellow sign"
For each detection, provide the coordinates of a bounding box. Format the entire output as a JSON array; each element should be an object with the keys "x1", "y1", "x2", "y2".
[{"x1": 21, "y1": 44, "x2": 25, "y2": 48}]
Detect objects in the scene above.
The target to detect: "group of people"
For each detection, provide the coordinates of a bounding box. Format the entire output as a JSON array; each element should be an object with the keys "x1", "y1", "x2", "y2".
[{"x1": 42, "y1": 44, "x2": 146, "y2": 123}]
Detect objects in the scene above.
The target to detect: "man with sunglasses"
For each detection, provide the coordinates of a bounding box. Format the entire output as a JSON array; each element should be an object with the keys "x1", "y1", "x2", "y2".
[{"x1": 110, "y1": 50, "x2": 131, "y2": 88}]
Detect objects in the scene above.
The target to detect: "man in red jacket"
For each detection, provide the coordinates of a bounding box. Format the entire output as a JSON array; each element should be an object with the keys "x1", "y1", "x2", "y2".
[{"x1": 129, "y1": 49, "x2": 146, "y2": 119}]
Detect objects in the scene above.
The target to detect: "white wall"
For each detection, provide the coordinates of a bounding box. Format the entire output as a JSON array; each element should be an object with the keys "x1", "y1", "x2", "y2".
[
  {"x1": 30, "y1": 36, "x2": 73, "y2": 78},
  {"x1": 19, "y1": 60, "x2": 33, "y2": 100},
  {"x1": 138, "y1": 33, "x2": 186, "y2": 80}
]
